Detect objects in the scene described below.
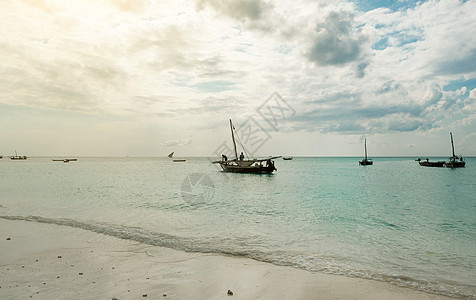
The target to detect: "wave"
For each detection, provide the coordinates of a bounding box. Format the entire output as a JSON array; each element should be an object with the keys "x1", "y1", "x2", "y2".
[{"x1": 1, "y1": 215, "x2": 474, "y2": 299}]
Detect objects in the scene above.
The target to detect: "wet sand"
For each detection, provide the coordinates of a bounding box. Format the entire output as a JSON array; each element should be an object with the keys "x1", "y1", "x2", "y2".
[{"x1": 0, "y1": 219, "x2": 452, "y2": 299}]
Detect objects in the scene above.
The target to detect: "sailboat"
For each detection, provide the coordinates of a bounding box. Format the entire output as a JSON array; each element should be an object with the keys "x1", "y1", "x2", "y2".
[
  {"x1": 212, "y1": 119, "x2": 280, "y2": 174},
  {"x1": 359, "y1": 138, "x2": 373, "y2": 165},
  {"x1": 168, "y1": 151, "x2": 186, "y2": 162},
  {"x1": 444, "y1": 132, "x2": 465, "y2": 168},
  {"x1": 10, "y1": 150, "x2": 27, "y2": 160}
]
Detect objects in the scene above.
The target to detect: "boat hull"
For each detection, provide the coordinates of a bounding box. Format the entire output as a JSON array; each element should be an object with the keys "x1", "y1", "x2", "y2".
[
  {"x1": 444, "y1": 161, "x2": 465, "y2": 168},
  {"x1": 219, "y1": 163, "x2": 275, "y2": 174},
  {"x1": 359, "y1": 160, "x2": 373, "y2": 165},
  {"x1": 419, "y1": 161, "x2": 445, "y2": 167}
]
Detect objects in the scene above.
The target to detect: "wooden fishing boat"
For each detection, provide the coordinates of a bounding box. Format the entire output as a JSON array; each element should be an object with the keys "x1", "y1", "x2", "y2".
[
  {"x1": 359, "y1": 139, "x2": 373, "y2": 165},
  {"x1": 10, "y1": 150, "x2": 27, "y2": 160},
  {"x1": 416, "y1": 158, "x2": 445, "y2": 167},
  {"x1": 212, "y1": 119, "x2": 280, "y2": 174},
  {"x1": 53, "y1": 158, "x2": 77, "y2": 163},
  {"x1": 168, "y1": 152, "x2": 186, "y2": 162},
  {"x1": 444, "y1": 132, "x2": 465, "y2": 168}
]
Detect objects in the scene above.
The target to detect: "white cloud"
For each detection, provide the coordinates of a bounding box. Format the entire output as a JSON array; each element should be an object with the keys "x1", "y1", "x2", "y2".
[
  {"x1": 308, "y1": 10, "x2": 368, "y2": 66},
  {"x1": 161, "y1": 138, "x2": 192, "y2": 147}
]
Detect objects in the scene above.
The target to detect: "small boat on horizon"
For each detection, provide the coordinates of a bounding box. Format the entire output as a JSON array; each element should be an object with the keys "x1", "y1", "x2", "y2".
[
  {"x1": 444, "y1": 132, "x2": 465, "y2": 168},
  {"x1": 10, "y1": 150, "x2": 27, "y2": 160},
  {"x1": 168, "y1": 151, "x2": 186, "y2": 162},
  {"x1": 212, "y1": 119, "x2": 280, "y2": 174},
  {"x1": 283, "y1": 157, "x2": 293, "y2": 160},
  {"x1": 359, "y1": 139, "x2": 373, "y2": 166},
  {"x1": 53, "y1": 158, "x2": 78, "y2": 163}
]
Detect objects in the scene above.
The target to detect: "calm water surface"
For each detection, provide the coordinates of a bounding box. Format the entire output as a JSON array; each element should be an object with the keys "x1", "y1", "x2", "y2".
[{"x1": 1, "y1": 156, "x2": 475, "y2": 298}]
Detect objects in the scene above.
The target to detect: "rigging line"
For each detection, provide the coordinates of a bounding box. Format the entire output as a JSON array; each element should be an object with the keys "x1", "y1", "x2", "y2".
[{"x1": 233, "y1": 125, "x2": 251, "y2": 160}]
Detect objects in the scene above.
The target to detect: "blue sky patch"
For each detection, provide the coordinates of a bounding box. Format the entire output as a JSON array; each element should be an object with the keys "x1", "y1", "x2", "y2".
[
  {"x1": 444, "y1": 78, "x2": 476, "y2": 93},
  {"x1": 193, "y1": 80, "x2": 237, "y2": 93},
  {"x1": 353, "y1": 0, "x2": 426, "y2": 12},
  {"x1": 373, "y1": 37, "x2": 389, "y2": 50},
  {"x1": 372, "y1": 30, "x2": 423, "y2": 50}
]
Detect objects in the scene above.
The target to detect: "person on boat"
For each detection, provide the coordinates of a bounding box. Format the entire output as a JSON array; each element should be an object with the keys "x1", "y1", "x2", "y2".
[
  {"x1": 222, "y1": 154, "x2": 227, "y2": 161},
  {"x1": 239, "y1": 152, "x2": 244, "y2": 161},
  {"x1": 267, "y1": 160, "x2": 276, "y2": 171}
]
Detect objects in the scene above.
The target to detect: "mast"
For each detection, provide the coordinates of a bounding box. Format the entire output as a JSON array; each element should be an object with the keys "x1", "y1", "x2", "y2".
[
  {"x1": 364, "y1": 139, "x2": 367, "y2": 160},
  {"x1": 230, "y1": 119, "x2": 238, "y2": 160},
  {"x1": 450, "y1": 132, "x2": 455, "y2": 157}
]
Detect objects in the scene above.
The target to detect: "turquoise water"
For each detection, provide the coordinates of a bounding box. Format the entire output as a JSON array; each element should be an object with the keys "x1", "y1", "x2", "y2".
[{"x1": 1, "y1": 157, "x2": 475, "y2": 298}]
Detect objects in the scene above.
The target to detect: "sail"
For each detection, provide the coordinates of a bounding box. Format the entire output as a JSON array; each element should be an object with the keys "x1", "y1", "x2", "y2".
[
  {"x1": 364, "y1": 139, "x2": 367, "y2": 160},
  {"x1": 450, "y1": 132, "x2": 456, "y2": 158},
  {"x1": 168, "y1": 152, "x2": 174, "y2": 158},
  {"x1": 230, "y1": 119, "x2": 238, "y2": 161}
]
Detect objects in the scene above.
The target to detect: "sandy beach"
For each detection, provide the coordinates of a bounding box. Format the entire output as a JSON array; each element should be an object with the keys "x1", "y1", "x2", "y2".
[{"x1": 0, "y1": 219, "x2": 452, "y2": 300}]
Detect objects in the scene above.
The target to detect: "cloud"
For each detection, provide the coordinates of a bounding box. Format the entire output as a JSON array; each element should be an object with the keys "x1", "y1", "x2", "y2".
[
  {"x1": 308, "y1": 10, "x2": 368, "y2": 66},
  {"x1": 196, "y1": 0, "x2": 271, "y2": 21},
  {"x1": 387, "y1": 118, "x2": 423, "y2": 132},
  {"x1": 322, "y1": 122, "x2": 365, "y2": 134},
  {"x1": 376, "y1": 80, "x2": 402, "y2": 95},
  {"x1": 161, "y1": 138, "x2": 192, "y2": 147},
  {"x1": 108, "y1": 0, "x2": 150, "y2": 13}
]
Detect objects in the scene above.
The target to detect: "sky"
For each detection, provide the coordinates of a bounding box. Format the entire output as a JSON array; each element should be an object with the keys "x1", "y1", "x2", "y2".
[{"x1": 0, "y1": 0, "x2": 475, "y2": 157}]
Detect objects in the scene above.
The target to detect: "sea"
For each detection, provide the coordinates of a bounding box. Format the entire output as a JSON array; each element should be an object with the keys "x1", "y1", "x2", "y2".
[{"x1": 1, "y1": 156, "x2": 475, "y2": 298}]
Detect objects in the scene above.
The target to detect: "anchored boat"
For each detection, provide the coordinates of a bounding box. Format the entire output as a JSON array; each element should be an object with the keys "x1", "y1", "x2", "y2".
[
  {"x1": 444, "y1": 132, "x2": 465, "y2": 168},
  {"x1": 359, "y1": 138, "x2": 373, "y2": 166},
  {"x1": 168, "y1": 152, "x2": 186, "y2": 162},
  {"x1": 212, "y1": 119, "x2": 280, "y2": 174},
  {"x1": 10, "y1": 150, "x2": 27, "y2": 160},
  {"x1": 417, "y1": 158, "x2": 445, "y2": 167}
]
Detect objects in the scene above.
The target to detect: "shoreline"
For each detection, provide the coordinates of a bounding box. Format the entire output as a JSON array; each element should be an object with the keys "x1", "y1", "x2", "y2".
[{"x1": 1, "y1": 219, "x2": 453, "y2": 299}]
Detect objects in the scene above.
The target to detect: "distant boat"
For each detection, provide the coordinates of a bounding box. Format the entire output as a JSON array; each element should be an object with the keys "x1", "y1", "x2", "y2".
[
  {"x1": 416, "y1": 158, "x2": 445, "y2": 167},
  {"x1": 53, "y1": 158, "x2": 77, "y2": 163},
  {"x1": 444, "y1": 132, "x2": 465, "y2": 168},
  {"x1": 10, "y1": 150, "x2": 27, "y2": 160},
  {"x1": 168, "y1": 151, "x2": 186, "y2": 162},
  {"x1": 359, "y1": 139, "x2": 373, "y2": 166},
  {"x1": 283, "y1": 157, "x2": 293, "y2": 160},
  {"x1": 212, "y1": 119, "x2": 280, "y2": 174},
  {"x1": 0, "y1": 155, "x2": 2, "y2": 159}
]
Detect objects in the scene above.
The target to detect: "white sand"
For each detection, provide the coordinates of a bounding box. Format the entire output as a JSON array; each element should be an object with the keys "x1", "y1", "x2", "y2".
[{"x1": 0, "y1": 219, "x2": 452, "y2": 300}]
